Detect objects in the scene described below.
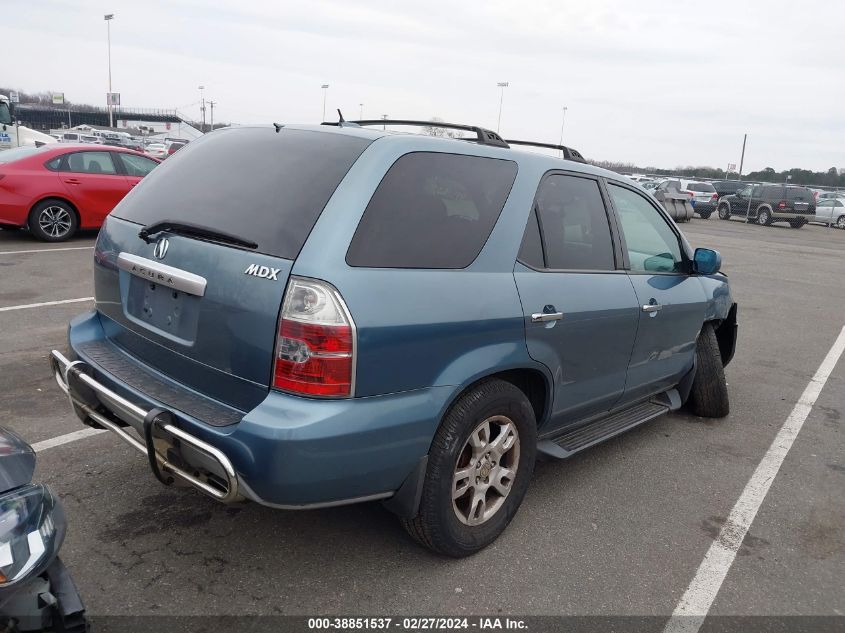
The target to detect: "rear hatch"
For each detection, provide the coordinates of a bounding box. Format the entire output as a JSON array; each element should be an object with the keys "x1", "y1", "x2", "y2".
[
  {"x1": 686, "y1": 182, "x2": 717, "y2": 205},
  {"x1": 787, "y1": 187, "x2": 814, "y2": 214},
  {"x1": 93, "y1": 126, "x2": 371, "y2": 412}
]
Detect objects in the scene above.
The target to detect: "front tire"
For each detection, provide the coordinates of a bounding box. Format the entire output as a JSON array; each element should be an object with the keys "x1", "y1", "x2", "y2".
[
  {"x1": 28, "y1": 199, "x2": 78, "y2": 242},
  {"x1": 688, "y1": 323, "x2": 730, "y2": 418},
  {"x1": 401, "y1": 379, "x2": 537, "y2": 557},
  {"x1": 836, "y1": 215, "x2": 845, "y2": 230},
  {"x1": 717, "y1": 204, "x2": 731, "y2": 220}
]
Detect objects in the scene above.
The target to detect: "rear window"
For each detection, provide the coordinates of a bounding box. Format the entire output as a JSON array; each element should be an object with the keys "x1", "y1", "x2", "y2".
[
  {"x1": 687, "y1": 182, "x2": 716, "y2": 192},
  {"x1": 346, "y1": 152, "x2": 518, "y2": 269},
  {"x1": 111, "y1": 127, "x2": 371, "y2": 260},
  {"x1": 787, "y1": 188, "x2": 813, "y2": 201}
]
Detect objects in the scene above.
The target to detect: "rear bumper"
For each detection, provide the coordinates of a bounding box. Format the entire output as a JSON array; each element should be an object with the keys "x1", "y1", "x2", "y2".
[{"x1": 53, "y1": 311, "x2": 447, "y2": 508}]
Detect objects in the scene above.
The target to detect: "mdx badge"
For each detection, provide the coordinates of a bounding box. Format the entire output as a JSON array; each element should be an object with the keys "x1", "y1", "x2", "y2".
[{"x1": 244, "y1": 263, "x2": 280, "y2": 281}]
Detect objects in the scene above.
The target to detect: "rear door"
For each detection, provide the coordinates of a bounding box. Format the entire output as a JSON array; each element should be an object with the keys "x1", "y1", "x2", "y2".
[
  {"x1": 514, "y1": 172, "x2": 639, "y2": 429},
  {"x1": 97, "y1": 127, "x2": 371, "y2": 410},
  {"x1": 605, "y1": 182, "x2": 707, "y2": 403},
  {"x1": 59, "y1": 150, "x2": 129, "y2": 225}
]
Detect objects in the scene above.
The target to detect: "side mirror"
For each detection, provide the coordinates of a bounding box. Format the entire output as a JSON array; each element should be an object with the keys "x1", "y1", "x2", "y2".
[{"x1": 693, "y1": 248, "x2": 721, "y2": 275}]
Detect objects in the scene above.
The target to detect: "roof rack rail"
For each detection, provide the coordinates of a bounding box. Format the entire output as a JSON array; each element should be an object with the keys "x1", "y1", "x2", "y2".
[
  {"x1": 504, "y1": 140, "x2": 587, "y2": 164},
  {"x1": 322, "y1": 119, "x2": 510, "y2": 149}
]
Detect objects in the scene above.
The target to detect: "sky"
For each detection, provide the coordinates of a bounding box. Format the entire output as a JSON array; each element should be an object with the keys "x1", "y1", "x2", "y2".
[{"x1": 7, "y1": 0, "x2": 844, "y2": 172}]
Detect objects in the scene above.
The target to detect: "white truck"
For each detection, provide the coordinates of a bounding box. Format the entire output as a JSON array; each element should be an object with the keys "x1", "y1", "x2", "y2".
[{"x1": 0, "y1": 94, "x2": 57, "y2": 151}]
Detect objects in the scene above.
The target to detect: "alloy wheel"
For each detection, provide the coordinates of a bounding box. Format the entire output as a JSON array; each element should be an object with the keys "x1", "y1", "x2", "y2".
[
  {"x1": 38, "y1": 206, "x2": 72, "y2": 238},
  {"x1": 837, "y1": 216, "x2": 845, "y2": 230},
  {"x1": 452, "y1": 415, "x2": 520, "y2": 526}
]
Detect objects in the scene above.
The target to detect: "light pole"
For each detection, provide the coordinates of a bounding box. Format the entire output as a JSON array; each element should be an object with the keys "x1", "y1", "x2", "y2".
[
  {"x1": 198, "y1": 85, "x2": 205, "y2": 133},
  {"x1": 496, "y1": 82, "x2": 509, "y2": 133},
  {"x1": 321, "y1": 84, "x2": 330, "y2": 121},
  {"x1": 359, "y1": 103, "x2": 364, "y2": 119},
  {"x1": 381, "y1": 114, "x2": 388, "y2": 130},
  {"x1": 104, "y1": 14, "x2": 114, "y2": 128},
  {"x1": 209, "y1": 101, "x2": 216, "y2": 131}
]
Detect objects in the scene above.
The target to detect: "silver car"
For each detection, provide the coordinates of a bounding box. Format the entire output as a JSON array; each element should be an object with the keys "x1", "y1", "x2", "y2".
[{"x1": 814, "y1": 198, "x2": 845, "y2": 228}]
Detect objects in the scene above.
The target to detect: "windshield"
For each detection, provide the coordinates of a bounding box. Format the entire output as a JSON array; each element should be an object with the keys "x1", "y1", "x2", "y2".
[{"x1": 0, "y1": 102, "x2": 12, "y2": 125}]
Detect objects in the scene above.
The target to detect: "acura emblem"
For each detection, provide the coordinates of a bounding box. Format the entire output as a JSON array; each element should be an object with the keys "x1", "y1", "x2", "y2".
[{"x1": 153, "y1": 238, "x2": 169, "y2": 260}]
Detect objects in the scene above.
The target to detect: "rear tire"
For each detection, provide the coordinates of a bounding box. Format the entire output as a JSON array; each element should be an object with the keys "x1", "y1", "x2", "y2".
[
  {"x1": 698, "y1": 211, "x2": 712, "y2": 219},
  {"x1": 756, "y1": 207, "x2": 772, "y2": 226},
  {"x1": 28, "y1": 199, "x2": 78, "y2": 242},
  {"x1": 401, "y1": 379, "x2": 537, "y2": 557},
  {"x1": 717, "y1": 204, "x2": 731, "y2": 220},
  {"x1": 688, "y1": 323, "x2": 730, "y2": 418}
]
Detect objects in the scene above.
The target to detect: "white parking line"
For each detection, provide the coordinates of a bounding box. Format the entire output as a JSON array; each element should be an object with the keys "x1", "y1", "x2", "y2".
[
  {"x1": 32, "y1": 427, "x2": 106, "y2": 453},
  {"x1": 0, "y1": 297, "x2": 94, "y2": 312},
  {"x1": 0, "y1": 246, "x2": 93, "y2": 256},
  {"x1": 664, "y1": 325, "x2": 845, "y2": 633}
]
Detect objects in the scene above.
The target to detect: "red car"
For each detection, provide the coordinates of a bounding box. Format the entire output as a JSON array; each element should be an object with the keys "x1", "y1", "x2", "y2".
[{"x1": 0, "y1": 144, "x2": 160, "y2": 241}]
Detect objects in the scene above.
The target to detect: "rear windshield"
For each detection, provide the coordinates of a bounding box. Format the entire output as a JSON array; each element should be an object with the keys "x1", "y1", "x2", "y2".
[
  {"x1": 787, "y1": 188, "x2": 813, "y2": 201},
  {"x1": 112, "y1": 127, "x2": 371, "y2": 260},
  {"x1": 687, "y1": 183, "x2": 716, "y2": 192},
  {"x1": 346, "y1": 152, "x2": 518, "y2": 269}
]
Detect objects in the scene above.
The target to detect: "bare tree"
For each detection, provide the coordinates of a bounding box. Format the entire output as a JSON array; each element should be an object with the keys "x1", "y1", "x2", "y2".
[{"x1": 422, "y1": 117, "x2": 458, "y2": 138}]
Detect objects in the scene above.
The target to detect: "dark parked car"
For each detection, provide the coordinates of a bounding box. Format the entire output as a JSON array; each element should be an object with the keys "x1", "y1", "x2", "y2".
[
  {"x1": 711, "y1": 180, "x2": 748, "y2": 200},
  {"x1": 717, "y1": 184, "x2": 816, "y2": 228},
  {"x1": 51, "y1": 120, "x2": 737, "y2": 557}
]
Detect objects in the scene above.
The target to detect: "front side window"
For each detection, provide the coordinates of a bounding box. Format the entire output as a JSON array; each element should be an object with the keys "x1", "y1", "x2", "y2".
[
  {"x1": 532, "y1": 174, "x2": 615, "y2": 271},
  {"x1": 118, "y1": 153, "x2": 157, "y2": 177},
  {"x1": 65, "y1": 151, "x2": 117, "y2": 175},
  {"x1": 608, "y1": 183, "x2": 684, "y2": 274},
  {"x1": 346, "y1": 152, "x2": 517, "y2": 269}
]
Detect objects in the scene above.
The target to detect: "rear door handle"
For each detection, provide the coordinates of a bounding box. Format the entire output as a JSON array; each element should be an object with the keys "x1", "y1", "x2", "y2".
[
  {"x1": 642, "y1": 303, "x2": 663, "y2": 313},
  {"x1": 531, "y1": 312, "x2": 564, "y2": 323},
  {"x1": 64, "y1": 178, "x2": 81, "y2": 185}
]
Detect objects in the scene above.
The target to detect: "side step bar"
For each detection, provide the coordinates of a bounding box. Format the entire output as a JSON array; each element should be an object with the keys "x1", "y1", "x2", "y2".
[{"x1": 538, "y1": 400, "x2": 669, "y2": 460}]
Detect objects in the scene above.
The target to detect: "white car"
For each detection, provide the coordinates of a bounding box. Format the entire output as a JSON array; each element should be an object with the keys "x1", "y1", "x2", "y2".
[
  {"x1": 654, "y1": 179, "x2": 718, "y2": 217},
  {"x1": 144, "y1": 143, "x2": 168, "y2": 160},
  {"x1": 814, "y1": 198, "x2": 845, "y2": 228}
]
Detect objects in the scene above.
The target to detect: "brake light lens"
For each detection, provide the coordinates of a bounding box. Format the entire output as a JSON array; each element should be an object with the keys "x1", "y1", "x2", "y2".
[
  {"x1": 711, "y1": 193, "x2": 718, "y2": 201},
  {"x1": 778, "y1": 200, "x2": 786, "y2": 209},
  {"x1": 273, "y1": 277, "x2": 355, "y2": 398}
]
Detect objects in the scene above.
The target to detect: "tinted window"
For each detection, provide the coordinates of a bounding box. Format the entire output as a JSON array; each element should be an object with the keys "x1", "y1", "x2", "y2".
[
  {"x1": 687, "y1": 182, "x2": 716, "y2": 192},
  {"x1": 346, "y1": 152, "x2": 517, "y2": 269},
  {"x1": 835, "y1": 201, "x2": 844, "y2": 208},
  {"x1": 518, "y1": 208, "x2": 545, "y2": 268},
  {"x1": 534, "y1": 174, "x2": 614, "y2": 271},
  {"x1": 751, "y1": 186, "x2": 763, "y2": 197},
  {"x1": 112, "y1": 128, "x2": 371, "y2": 260},
  {"x1": 787, "y1": 188, "x2": 813, "y2": 202},
  {"x1": 608, "y1": 183, "x2": 683, "y2": 273},
  {"x1": 762, "y1": 185, "x2": 784, "y2": 199},
  {"x1": 64, "y1": 151, "x2": 117, "y2": 175},
  {"x1": 44, "y1": 156, "x2": 61, "y2": 171},
  {"x1": 118, "y1": 153, "x2": 157, "y2": 177}
]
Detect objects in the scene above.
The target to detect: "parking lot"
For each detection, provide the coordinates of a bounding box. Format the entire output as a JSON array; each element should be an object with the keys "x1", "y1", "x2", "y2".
[{"x1": 1, "y1": 218, "x2": 843, "y2": 621}]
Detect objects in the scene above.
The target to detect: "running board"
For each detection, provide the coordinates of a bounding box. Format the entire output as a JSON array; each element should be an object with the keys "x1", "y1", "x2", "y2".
[{"x1": 537, "y1": 400, "x2": 669, "y2": 459}]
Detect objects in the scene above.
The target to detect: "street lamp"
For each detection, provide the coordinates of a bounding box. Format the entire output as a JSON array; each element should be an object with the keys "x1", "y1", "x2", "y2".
[
  {"x1": 198, "y1": 85, "x2": 205, "y2": 133},
  {"x1": 104, "y1": 13, "x2": 114, "y2": 128},
  {"x1": 359, "y1": 103, "x2": 364, "y2": 120},
  {"x1": 381, "y1": 114, "x2": 388, "y2": 130},
  {"x1": 558, "y1": 106, "x2": 568, "y2": 156},
  {"x1": 321, "y1": 84, "x2": 330, "y2": 121},
  {"x1": 496, "y1": 82, "x2": 509, "y2": 133}
]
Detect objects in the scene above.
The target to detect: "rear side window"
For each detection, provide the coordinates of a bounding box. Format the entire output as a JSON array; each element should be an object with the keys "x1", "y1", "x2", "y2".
[
  {"x1": 763, "y1": 186, "x2": 784, "y2": 199},
  {"x1": 533, "y1": 174, "x2": 615, "y2": 271},
  {"x1": 64, "y1": 151, "x2": 117, "y2": 175},
  {"x1": 117, "y1": 153, "x2": 158, "y2": 177},
  {"x1": 346, "y1": 152, "x2": 517, "y2": 269},
  {"x1": 111, "y1": 128, "x2": 371, "y2": 260},
  {"x1": 518, "y1": 209, "x2": 544, "y2": 268}
]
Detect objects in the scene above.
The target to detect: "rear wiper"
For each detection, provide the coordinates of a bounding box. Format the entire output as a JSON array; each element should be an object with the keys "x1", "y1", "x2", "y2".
[{"x1": 138, "y1": 221, "x2": 258, "y2": 250}]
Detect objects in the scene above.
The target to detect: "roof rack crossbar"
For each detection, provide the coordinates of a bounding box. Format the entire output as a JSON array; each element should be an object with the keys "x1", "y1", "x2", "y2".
[
  {"x1": 504, "y1": 140, "x2": 587, "y2": 164},
  {"x1": 322, "y1": 119, "x2": 510, "y2": 148}
]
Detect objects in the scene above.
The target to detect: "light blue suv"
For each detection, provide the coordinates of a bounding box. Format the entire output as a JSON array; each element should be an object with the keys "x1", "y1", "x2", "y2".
[{"x1": 51, "y1": 120, "x2": 737, "y2": 556}]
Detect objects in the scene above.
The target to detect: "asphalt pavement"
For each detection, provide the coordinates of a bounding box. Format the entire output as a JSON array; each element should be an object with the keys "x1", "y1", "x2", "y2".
[{"x1": 0, "y1": 218, "x2": 842, "y2": 622}]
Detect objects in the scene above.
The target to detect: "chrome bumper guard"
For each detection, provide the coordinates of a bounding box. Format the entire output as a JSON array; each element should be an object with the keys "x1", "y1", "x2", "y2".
[{"x1": 49, "y1": 349, "x2": 240, "y2": 503}]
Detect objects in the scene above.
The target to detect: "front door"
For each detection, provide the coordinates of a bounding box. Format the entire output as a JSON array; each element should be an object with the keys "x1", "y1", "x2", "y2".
[
  {"x1": 605, "y1": 182, "x2": 708, "y2": 403},
  {"x1": 514, "y1": 173, "x2": 640, "y2": 431}
]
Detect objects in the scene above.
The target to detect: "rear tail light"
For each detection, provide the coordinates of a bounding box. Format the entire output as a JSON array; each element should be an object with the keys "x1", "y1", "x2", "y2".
[
  {"x1": 711, "y1": 193, "x2": 718, "y2": 201},
  {"x1": 778, "y1": 201, "x2": 786, "y2": 209},
  {"x1": 273, "y1": 277, "x2": 355, "y2": 398}
]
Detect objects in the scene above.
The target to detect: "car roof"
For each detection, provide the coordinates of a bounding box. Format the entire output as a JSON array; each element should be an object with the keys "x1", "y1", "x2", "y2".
[{"x1": 271, "y1": 123, "x2": 628, "y2": 185}]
